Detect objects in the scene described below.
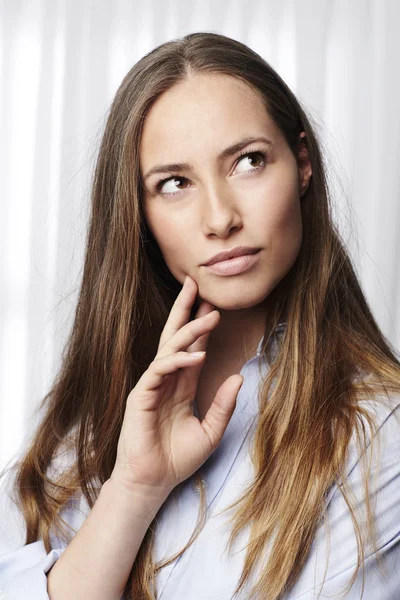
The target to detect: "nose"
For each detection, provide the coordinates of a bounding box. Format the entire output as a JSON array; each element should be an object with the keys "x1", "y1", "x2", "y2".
[{"x1": 200, "y1": 181, "x2": 242, "y2": 237}]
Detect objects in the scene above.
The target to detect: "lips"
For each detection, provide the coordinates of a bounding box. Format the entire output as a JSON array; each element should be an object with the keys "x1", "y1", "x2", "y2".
[{"x1": 203, "y1": 246, "x2": 260, "y2": 266}]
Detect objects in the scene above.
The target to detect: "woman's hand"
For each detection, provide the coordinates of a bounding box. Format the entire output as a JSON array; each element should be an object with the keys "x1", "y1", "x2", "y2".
[{"x1": 110, "y1": 275, "x2": 244, "y2": 500}]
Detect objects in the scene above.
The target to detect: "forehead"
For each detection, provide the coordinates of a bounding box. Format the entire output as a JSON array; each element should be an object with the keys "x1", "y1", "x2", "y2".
[{"x1": 139, "y1": 74, "x2": 279, "y2": 167}]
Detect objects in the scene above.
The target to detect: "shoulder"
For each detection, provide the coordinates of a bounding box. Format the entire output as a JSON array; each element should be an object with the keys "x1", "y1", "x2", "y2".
[
  {"x1": 0, "y1": 464, "x2": 27, "y2": 556},
  {"x1": 349, "y1": 392, "x2": 400, "y2": 469},
  {"x1": 0, "y1": 437, "x2": 90, "y2": 557},
  {"x1": 297, "y1": 394, "x2": 400, "y2": 598}
]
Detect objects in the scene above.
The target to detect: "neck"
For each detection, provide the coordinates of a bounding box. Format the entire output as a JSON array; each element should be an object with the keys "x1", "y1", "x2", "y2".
[{"x1": 206, "y1": 302, "x2": 269, "y2": 365}]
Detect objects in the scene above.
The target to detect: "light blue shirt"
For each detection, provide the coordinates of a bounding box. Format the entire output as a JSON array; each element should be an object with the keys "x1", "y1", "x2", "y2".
[{"x1": 1, "y1": 324, "x2": 400, "y2": 599}]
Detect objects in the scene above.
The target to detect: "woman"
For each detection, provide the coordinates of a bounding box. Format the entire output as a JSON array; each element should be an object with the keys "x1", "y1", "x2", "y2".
[{"x1": 1, "y1": 31, "x2": 400, "y2": 600}]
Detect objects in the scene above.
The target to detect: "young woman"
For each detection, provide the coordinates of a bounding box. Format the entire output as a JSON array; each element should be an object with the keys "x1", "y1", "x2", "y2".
[{"x1": 0, "y1": 31, "x2": 399, "y2": 600}]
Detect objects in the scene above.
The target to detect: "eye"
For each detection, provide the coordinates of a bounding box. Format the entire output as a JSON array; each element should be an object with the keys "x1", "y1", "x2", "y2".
[
  {"x1": 153, "y1": 149, "x2": 268, "y2": 197},
  {"x1": 234, "y1": 150, "x2": 267, "y2": 174},
  {"x1": 155, "y1": 175, "x2": 189, "y2": 197}
]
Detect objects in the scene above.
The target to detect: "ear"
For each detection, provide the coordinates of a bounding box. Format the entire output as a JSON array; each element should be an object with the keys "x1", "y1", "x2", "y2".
[{"x1": 297, "y1": 132, "x2": 312, "y2": 198}]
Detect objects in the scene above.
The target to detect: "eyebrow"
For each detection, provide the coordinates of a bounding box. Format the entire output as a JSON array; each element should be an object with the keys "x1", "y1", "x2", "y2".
[{"x1": 142, "y1": 135, "x2": 273, "y2": 183}]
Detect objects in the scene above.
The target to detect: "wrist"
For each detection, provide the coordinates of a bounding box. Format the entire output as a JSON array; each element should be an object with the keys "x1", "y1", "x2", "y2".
[{"x1": 104, "y1": 474, "x2": 170, "y2": 518}]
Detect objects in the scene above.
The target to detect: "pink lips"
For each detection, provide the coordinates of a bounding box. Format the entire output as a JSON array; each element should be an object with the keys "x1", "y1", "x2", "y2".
[
  {"x1": 203, "y1": 250, "x2": 261, "y2": 275},
  {"x1": 203, "y1": 246, "x2": 260, "y2": 266}
]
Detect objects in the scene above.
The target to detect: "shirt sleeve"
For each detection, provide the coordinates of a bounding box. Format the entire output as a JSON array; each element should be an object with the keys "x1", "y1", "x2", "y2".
[
  {"x1": 0, "y1": 542, "x2": 66, "y2": 599},
  {"x1": 289, "y1": 398, "x2": 400, "y2": 599},
  {"x1": 0, "y1": 454, "x2": 85, "y2": 599}
]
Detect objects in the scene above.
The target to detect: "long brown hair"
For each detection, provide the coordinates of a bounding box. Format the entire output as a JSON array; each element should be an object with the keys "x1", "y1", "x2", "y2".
[{"x1": 2, "y1": 32, "x2": 400, "y2": 600}]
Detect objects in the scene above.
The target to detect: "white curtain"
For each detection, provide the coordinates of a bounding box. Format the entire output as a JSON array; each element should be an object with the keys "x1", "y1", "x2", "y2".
[{"x1": 1, "y1": 0, "x2": 399, "y2": 470}]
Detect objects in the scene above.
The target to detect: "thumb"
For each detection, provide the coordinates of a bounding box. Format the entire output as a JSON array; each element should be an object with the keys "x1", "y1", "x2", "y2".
[{"x1": 201, "y1": 375, "x2": 245, "y2": 448}]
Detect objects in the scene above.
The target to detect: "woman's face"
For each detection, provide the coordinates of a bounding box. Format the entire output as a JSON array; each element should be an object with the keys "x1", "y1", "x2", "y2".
[{"x1": 139, "y1": 73, "x2": 312, "y2": 312}]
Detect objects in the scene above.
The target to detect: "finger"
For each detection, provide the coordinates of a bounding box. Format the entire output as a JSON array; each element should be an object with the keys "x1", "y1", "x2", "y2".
[
  {"x1": 185, "y1": 299, "x2": 216, "y2": 353},
  {"x1": 200, "y1": 375, "x2": 244, "y2": 449},
  {"x1": 158, "y1": 276, "x2": 198, "y2": 351},
  {"x1": 138, "y1": 351, "x2": 207, "y2": 392},
  {"x1": 158, "y1": 309, "x2": 220, "y2": 359},
  {"x1": 194, "y1": 298, "x2": 215, "y2": 320},
  {"x1": 180, "y1": 299, "x2": 216, "y2": 382}
]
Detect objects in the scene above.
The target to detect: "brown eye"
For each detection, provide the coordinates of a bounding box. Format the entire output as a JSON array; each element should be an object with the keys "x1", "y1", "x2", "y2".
[
  {"x1": 156, "y1": 176, "x2": 189, "y2": 196},
  {"x1": 234, "y1": 150, "x2": 267, "y2": 174},
  {"x1": 154, "y1": 149, "x2": 267, "y2": 198},
  {"x1": 248, "y1": 153, "x2": 263, "y2": 166}
]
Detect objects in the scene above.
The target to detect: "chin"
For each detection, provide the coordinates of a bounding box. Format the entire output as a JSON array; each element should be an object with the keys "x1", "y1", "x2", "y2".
[{"x1": 205, "y1": 289, "x2": 271, "y2": 312}]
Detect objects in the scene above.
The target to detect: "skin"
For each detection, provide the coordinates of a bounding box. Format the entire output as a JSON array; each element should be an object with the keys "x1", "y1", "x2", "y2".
[{"x1": 139, "y1": 73, "x2": 312, "y2": 372}]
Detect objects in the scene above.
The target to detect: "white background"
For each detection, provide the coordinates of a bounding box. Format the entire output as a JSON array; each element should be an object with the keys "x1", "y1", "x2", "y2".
[{"x1": 1, "y1": 0, "x2": 399, "y2": 470}]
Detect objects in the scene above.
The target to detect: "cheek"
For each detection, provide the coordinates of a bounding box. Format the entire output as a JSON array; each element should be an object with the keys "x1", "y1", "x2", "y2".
[
  {"x1": 256, "y1": 181, "x2": 302, "y2": 261},
  {"x1": 146, "y1": 210, "x2": 190, "y2": 260},
  {"x1": 273, "y1": 202, "x2": 302, "y2": 266}
]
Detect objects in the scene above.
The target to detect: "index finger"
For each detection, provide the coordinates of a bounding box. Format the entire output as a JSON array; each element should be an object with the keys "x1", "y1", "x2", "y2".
[{"x1": 157, "y1": 275, "x2": 198, "y2": 352}]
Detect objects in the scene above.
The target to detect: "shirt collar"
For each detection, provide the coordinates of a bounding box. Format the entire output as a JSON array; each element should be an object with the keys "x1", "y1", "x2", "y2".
[{"x1": 256, "y1": 321, "x2": 287, "y2": 357}]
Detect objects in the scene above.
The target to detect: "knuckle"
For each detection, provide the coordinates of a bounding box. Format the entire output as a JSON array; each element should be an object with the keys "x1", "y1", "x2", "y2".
[{"x1": 151, "y1": 355, "x2": 163, "y2": 367}]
